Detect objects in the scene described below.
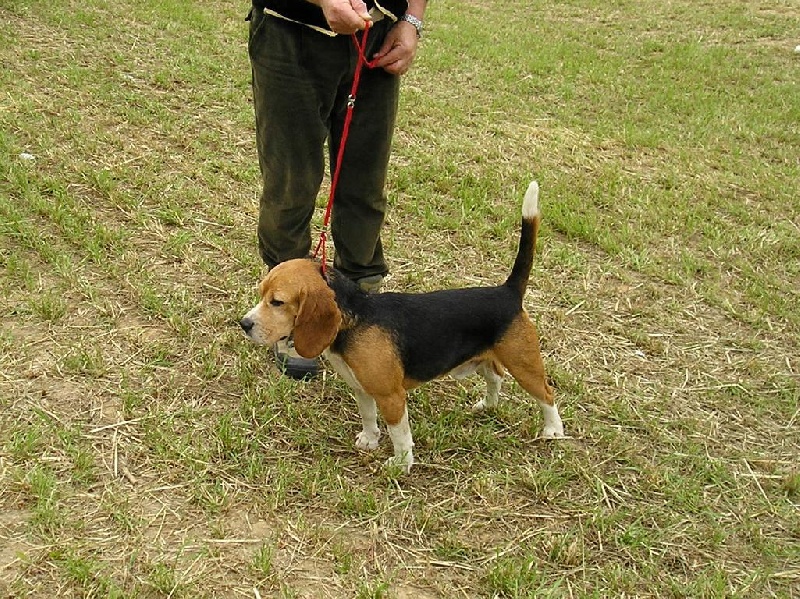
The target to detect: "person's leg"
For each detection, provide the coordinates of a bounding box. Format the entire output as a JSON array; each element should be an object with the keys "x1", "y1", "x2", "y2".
[
  {"x1": 328, "y1": 21, "x2": 400, "y2": 282},
  {"x1": 249, "y1": 11, "x2": 351, "y2": 377},
  {"x1": 249, "y1": 11, "x2": 333, "y2": 268}
]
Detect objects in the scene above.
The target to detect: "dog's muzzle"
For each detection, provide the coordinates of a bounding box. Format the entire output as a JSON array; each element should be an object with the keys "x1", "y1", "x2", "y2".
[{"x1": 239, "y1": 316, "x2": 255, "y2": 337}]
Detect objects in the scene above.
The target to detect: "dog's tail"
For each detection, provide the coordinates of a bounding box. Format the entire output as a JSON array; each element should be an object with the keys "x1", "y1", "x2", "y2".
[{"x1": 504, "y1": 180, "x2": 541, "y2": 300}]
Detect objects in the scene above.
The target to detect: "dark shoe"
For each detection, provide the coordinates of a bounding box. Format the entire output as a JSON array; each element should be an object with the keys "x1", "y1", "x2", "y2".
[
  {"x1": 356, "y1": 274, "x2": 384, "y2": 293},
  {"x1": 273, "y1": 338, "x2": 319, "y2": 380}
]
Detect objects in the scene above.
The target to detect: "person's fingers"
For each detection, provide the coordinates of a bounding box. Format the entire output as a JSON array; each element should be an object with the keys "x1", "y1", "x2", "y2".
[
  {"x1": 371, "y1": 28, "x2": 418, "y2": 74},
  {"x1": 321, "y1": 0, "x2": 371, "y2": 34},
  {"x1": 350, "y1": 0, "x2": 371, "y2": 21}
]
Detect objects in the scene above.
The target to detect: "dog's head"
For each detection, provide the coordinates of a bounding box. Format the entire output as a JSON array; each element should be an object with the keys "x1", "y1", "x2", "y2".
[{"x1": 239, "y1": 259, "x2": 342, "y2": 358}]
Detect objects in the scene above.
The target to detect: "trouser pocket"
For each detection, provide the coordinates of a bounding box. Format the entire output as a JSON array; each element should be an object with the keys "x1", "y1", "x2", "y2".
[{"x1": 247, "y1": 7, "x2": 269, "y2": 55}]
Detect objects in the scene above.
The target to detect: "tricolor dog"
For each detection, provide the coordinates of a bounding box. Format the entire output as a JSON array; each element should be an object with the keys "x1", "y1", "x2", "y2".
[{"x1": 240, "y1": 181, "x2": 564, "y2": 472}]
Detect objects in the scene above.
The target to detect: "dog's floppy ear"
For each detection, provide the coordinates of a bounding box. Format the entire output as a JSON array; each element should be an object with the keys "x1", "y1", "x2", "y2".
[{"x1": 293, "y1": 282, "x2": 342, "y2": 358}]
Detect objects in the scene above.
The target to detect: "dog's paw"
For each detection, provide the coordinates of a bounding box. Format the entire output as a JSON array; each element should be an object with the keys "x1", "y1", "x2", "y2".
[
  {"x1": 540, "y1": 424, "x2": 565, "y2": 439},
  {"x1": 355, "y1": 429, "x2": 381, "y2": 451},
  {"x1": 471, "y1": 399, "x2": 496, "y2": 413},
  {"x1": 383, "y1": 452, "x2": 413, "y2": 475}
]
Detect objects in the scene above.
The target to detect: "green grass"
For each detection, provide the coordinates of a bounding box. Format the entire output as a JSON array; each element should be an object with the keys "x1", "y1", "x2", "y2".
[{"x1": 1, "y1": 0, "x2": 799, "y2": 597}]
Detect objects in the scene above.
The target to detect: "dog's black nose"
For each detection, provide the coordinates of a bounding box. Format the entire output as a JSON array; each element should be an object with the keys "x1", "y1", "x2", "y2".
[{"x1": 240, "y1": 317, "x2": 254, "y2": 335}]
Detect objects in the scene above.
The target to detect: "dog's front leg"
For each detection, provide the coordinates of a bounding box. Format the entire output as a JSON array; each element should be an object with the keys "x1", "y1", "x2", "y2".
[
  {"x1": 385, "y1": 406, "x2": 414, "y2": 473},
  {"x1": 324, "y1": 351, "x2": 382, "y2": 452},
  {"x1": 371, "y1": 392, "x2": 414, "y2": 473},
  {"x1": 354, "y1": 390, "x2": 381, "y2": 451}
]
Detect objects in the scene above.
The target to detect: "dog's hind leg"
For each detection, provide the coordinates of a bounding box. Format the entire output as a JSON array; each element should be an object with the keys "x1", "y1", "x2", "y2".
[
  {"x1": 495, "y1": 315, "x2": 564, "y2": 439},
  {"x1": 471, "y1": 360, "x2": 504, "y2": 412}
]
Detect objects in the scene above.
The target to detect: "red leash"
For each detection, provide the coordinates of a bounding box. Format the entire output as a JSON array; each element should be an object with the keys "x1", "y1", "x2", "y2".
[{"x1": 313, "y1": 26, "x2": 379, "y2": 275}]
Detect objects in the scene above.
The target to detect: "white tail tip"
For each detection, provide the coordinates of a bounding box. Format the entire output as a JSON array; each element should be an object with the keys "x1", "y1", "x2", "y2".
[{"x1": 522, "y1": 180, "x2": 540, "y2": 219}]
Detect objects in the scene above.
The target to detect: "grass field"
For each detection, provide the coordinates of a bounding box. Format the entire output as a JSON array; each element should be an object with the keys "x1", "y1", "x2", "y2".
[{"x1": 1, "y1": 0, "x2": 799, "y2": 597}]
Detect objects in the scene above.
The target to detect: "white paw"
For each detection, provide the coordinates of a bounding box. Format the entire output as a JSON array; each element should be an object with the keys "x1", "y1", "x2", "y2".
[
  {"x1": 541, "y1": 424, "x2": 565, "y2": 439},
  {"x1": 384, "y1": 452, "x2": 413, "y2": 475},
  {"x1": 471, "y1": 398, "x2": 500, "y2": 413},
  {"x1": 355, "y1": 429, "x2": 380, "y2": 451}
]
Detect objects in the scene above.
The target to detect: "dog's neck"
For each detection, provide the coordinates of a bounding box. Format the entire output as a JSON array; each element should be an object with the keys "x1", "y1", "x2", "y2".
[{"x1": 325, "y1": 268, "x2": 369, "y2": 331}]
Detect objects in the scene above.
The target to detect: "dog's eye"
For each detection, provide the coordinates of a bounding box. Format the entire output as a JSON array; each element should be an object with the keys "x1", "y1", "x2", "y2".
[{"x1": 269, "y1": 299, "x2": 284, "y2": 307}]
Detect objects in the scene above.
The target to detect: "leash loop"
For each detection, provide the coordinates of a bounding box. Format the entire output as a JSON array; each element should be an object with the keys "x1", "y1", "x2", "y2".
[{"x1": 313, "y1": 26, "x2": 376, "y2": 275}]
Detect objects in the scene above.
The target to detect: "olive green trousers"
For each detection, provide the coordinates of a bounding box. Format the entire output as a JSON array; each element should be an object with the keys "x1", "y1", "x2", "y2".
[{"x1": 248, "y1": 9, "x2": 399, "y2": 280}]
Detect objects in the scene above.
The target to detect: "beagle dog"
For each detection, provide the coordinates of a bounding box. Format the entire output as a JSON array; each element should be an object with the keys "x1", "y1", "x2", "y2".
[{"x1": 240, "y1": 181, "x2": 564, "y2": 472}]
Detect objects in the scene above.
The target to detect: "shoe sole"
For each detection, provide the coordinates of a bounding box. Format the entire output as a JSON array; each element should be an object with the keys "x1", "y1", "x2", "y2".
[{"x1": 274, "y1": 349, "x2": 319, "y2": 380}]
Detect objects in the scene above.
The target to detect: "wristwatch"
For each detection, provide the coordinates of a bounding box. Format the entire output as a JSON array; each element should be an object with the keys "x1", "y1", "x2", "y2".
[{"x1": 399, "y1": 13, "x2": 424, "y2": 38}]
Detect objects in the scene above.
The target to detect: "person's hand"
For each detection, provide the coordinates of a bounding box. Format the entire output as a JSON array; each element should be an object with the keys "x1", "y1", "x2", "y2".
[
  {"x1": 318, "y1": 0, "x2": 372, "y2": 35},
  {"x1": 370, "y1": 19, "x2": 419, "y2": 75}
]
